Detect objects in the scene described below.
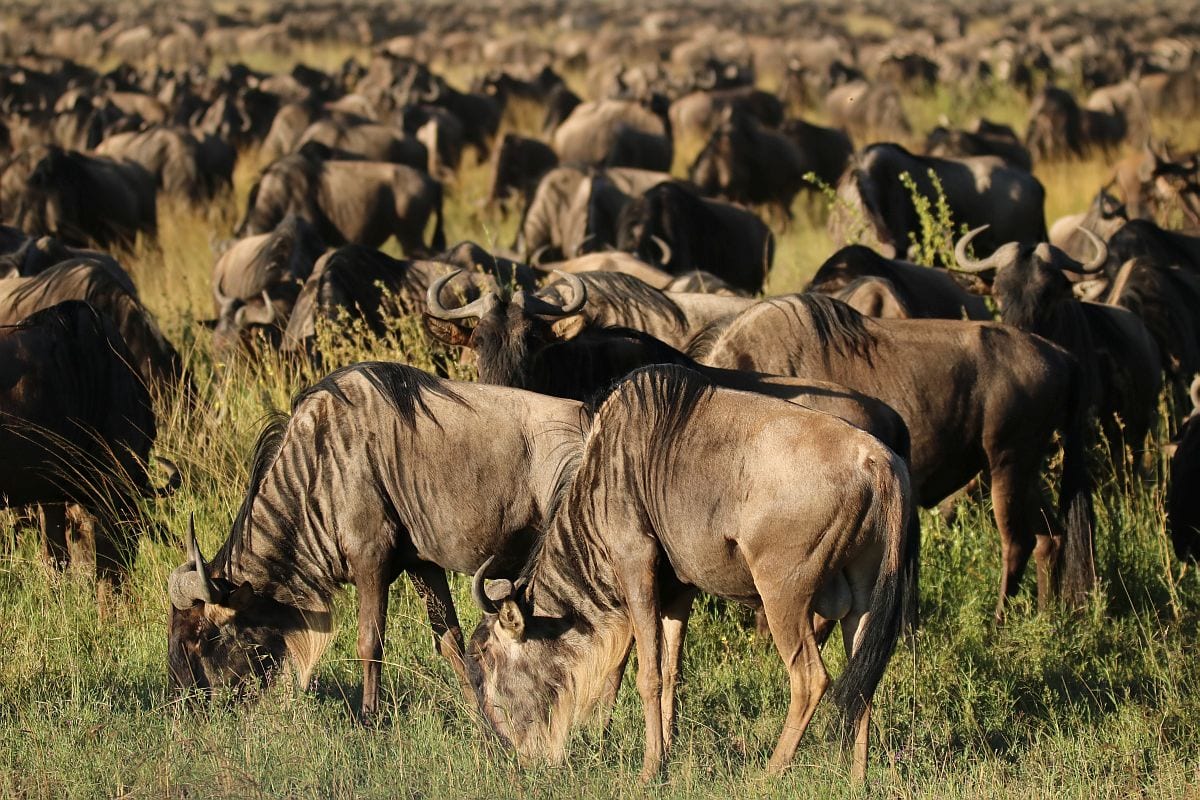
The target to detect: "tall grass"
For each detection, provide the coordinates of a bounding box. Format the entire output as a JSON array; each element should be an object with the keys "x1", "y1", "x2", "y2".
[{"x1": 3, "y1": 49, "x2": 1200, "y2": 800}]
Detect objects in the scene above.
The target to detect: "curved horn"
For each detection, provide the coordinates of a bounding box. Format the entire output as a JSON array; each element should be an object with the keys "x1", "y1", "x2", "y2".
[
  {"x1": 514, "y1": 270, "x2": 587, "y2": 317},
  {"x1": 951, "y1": 225, "x2": 1009, "y2": 273},
  {"x1": 472, "y1": 555, "x2": 498, "y2": 615},
  {"x1": 168, "y1": 514, "x2": 214, "y2": 610},
  {"x1": 1074, "y1": 226, "x2": 1108, "y2": 274},
  {"x1": 234, "y1": 290, "x2": 277, "y2": 328},
  {"x1": 529, "y1": 244, "x2": 554, "y2": 267},
  {"x1": 650, "y1": 234, "x2": 673, "y2": 266},
  {"x1": 425, "y1": 270, "x2": 493, "y2": 320}
]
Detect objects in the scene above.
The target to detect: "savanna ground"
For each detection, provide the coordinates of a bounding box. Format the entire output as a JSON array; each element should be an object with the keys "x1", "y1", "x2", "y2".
[{"x1": 4, "y1": 30, "x2": 1200, "y2": 800}]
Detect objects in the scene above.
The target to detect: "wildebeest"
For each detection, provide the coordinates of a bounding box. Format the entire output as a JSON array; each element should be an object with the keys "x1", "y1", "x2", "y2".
[
  {"x1": 952, "y1": 225, "x2": 1163, "y2": 468},
  {"x1": 293, "y1": 117, "x2": 428, "y2": 170},
  {"x1": 235, "y1": 145, "x2": 445, "y2": 254},
  {"x1": 1, "y1": 301, "x2": 173, "y2": 589},
  {"x1": 209, "y1": 215, "x2": 326, "y2": 349},
  {"x1": 552, "y1": 98, "x2": 672, "y2": 172},
  {"x1": 1168, "y1": 378, "x2": 1200, "y2": 562},
  {"x1": 0, "y1": 234, "x2": 134, "y2": 294},
  {"x1": 615, "y1": 182, "x2": 774, "y2": 294},
  {"x1": 824, "y1": 80, "x2": 910, "y2": 139},
  {"x1": 806, "y1": 245, "x2": 992, "y2": 320},
  {"x1": 777, "y1": 118, "x2": 854, "y2": 189},
  {"x1": 688, "y1": 110, "x2": 811, "y2": 217},
  {"x1": 1025, "y1": 85, "x2": 1134, "y2": 161},
  {"x1": 95, "y1": 125, "x2": 231, "y2": 204},
  {"x1": 166, "y1": 362, "x2": 587, "y2": 718},
  {"x1": 668, "y1": 86, "x2": 784, "y2": 140},
  {"x1": 466, "y1": 365, "x2": 916, "y2": 782},
  {"x1": 488, "y1": 133, "x2": 559, "y2": 209},
  {"x1": 829, "y1": 143, "x2": 1047, "y2": 259},
  {"x1": 7, "y1": 145, "x2": 156, "y2": 248},
  {"x1": 697, "y1": 293, "x2": 1095, "y2": 616},
  {"x1": 924, "y1": 119, "x2": 1033, "y2": 171}
]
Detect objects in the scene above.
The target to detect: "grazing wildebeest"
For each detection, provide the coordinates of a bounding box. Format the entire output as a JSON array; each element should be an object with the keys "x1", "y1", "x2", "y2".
[
  {"x1": 95, "y1": 125, "x2": 231, "y2": 204},
  {"x1": 697, "y1": 293, "x2": 1096, "y2": 615},
  {"x1": 777, "y1": 118, "x2": 854, "y2": 189},
  {"x1": 829, "y1": 143, "x2": 1047, "y2": 259},
  {"x1": 236, "y1": 144, "x2": 445, "y2": 254},
  {"x1": 615, "y1": 182, "x2": 774, "y2": 294},
  {"x1": 1, "y1": 301, "x2": 174, "y2": 589},
  {"x1": 8, "y1": 145, "x2": 156, "y2": 248},
  {"x1": 0, "y1": 262, "x2": 184, "y2": 391},
  {"x1": 668, "y1": 86, "x2": 785, "y2": 140},
  {"x1": 806, "y1": 245, "x2": 992, "y2": 320},
  {"x1": 293, "y1": 117, "x2": 428, "y2": 170},
  {"x1": 166, "y1": 362, "x2": 587, "y2": 718},
  {"x1": 1026, "y1": 85, "x2": 1131, "y2": 161},
  {"x1": 952, "y1": 226, "x2": 1162, "y2": 469},
  {"x1": 209, "y1": 215, "x2": 326, "y2": 349},
  {"x1": 466, "y1": 365, "x2": 916, "y2": 782}
]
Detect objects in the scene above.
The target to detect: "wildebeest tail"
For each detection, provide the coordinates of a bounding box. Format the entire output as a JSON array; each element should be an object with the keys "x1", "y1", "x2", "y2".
[
  {"x1": 832, "y1": 449, "x2": 916, "y2": 745},
  {"x1": 1058, "y1": 356, "x2": 1096, "y2": 605}
]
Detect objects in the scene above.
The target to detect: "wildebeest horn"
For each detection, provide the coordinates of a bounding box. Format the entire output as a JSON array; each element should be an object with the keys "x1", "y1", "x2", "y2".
[
  {"x1": 168, "y1": 514, "x2": 214, "y2": 610},
  {"x1": 514, "y1": 270, "x2": 587, "y2": 317},
  {"x1": 952, "y1": 225, "x2": 1008, "y2": 273},
  {"x1": 1072, "y1": 226, "x2": 1108, "y2": 274},
  {"x1": 530, "y1": 244, "x2": 554, "y2": 266},
  {"x1": 472, "y1": 555, "x2": 499, "y2": 614},
  {"x1": 426, "y1": 270, "x2": 493, "y2": 320},
  {"x1": 234, "y1": 290, "x2": 276, "y2": 327},
  {"x1": 650, "y1": 235, "x2": 672, "y2": 266}
]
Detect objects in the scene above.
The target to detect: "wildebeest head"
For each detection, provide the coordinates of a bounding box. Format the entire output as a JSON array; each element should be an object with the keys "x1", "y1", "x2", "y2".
[
  {"x1": 167, "y1": 517, "x2": 289, "y2": 697},
  {"x1": 951, "y1": 224, "x2": 1107, "y2": 332},
  {"x1": 466, "y1": 557, "x2": 581, "y2": 758},
  {"x1": 235, "y1": 150, "x2": 327, "y2": 239},
  {"x1": 423, "y1": 270, "x2": 587, "y2": 390}
]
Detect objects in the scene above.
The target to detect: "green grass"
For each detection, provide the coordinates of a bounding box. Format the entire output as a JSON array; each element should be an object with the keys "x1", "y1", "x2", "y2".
[{"x1": 4, "y1": 44, "x2": 1200, "y2": 800}]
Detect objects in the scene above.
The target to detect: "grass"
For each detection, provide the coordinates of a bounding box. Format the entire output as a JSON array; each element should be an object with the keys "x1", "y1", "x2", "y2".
[{"x1": 4, "y1": 44, "x2": 1200, "y2": 800}]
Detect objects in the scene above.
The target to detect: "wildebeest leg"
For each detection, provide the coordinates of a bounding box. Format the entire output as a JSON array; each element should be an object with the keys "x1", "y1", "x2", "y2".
[
  {"x1": 39, "y1": 504, "x2": 68, "y2": 570},
  {"x1": 406, "y1": 563, "x2": 468, "y2": 688},
  {"x1": 593, "y1": 643, "x2": 631, "y2": 735},
  {"x1": 616, "y1": 541, "x2": 666, "y2": 782},
  {"x1": 760, "y1": 592, "x2": 827, "y2": 775},
  {"x1": 989, "y1": 460, "x2": 1040, "y2": 623},
  {"x1": 355, "y1": 573, "x2": 389, "y2": 721},
  {"x1": 838, "y1": 558, "x2": 882, "y2": 784},
  {"x1": 659, "y1": 587, "x2": 698, "y2": 750}
]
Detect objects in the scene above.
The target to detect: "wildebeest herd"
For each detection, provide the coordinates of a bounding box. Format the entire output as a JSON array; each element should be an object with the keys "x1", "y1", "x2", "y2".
[{"x1": 2, "y1": 0, "x2": 1200, "y2": 788}]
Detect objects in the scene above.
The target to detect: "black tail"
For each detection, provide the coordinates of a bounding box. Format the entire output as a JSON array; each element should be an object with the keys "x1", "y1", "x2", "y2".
[
  {"x1": 1058, "y1": 357, "x2": 1097, "y2": 605},
  {"x1": 832, "y1": 451, "x2": 917, "y2": 742}
]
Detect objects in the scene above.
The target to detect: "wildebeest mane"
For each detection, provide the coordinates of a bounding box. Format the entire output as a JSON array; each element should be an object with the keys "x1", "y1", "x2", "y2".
[
  {"x1": 223, "y1": 410, "x2": 290, "y2": 570},
  {"x1": 550, "y1": 271, "x2": 687, "y2": 330},
  {"x1": 786, "y1": 293, "x2": 877, "y2": 361},
  {"x1": 590, "y1": 363, "x2": 715, "y2": 450},
  {"x1": 294, "y1": 361, "x2": 468, "y2": 429}
]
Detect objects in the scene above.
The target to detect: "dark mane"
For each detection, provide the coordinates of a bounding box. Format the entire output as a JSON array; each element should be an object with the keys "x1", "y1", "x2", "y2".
[
  {"x1": 591, "y1": 363, "x2": 716, "y2": 450},
  {"x1": 786, "y1": 294, "x2": 878, "y2": 362},
  {"x1": 547, "y1": 272, "x2": 687, "y2": 331},
  {"x1": 223, "y1": 410, "x2": 290, "y2": 570},
  {"x1": 294, "y1": 361, "x2": 467, "y2": 427},
  {"x1": 683, "y1": 313, "x2": 738, "y2": 359},
  {"x1": 243, "y1": 214, "x2": 323, "y2": 290}
]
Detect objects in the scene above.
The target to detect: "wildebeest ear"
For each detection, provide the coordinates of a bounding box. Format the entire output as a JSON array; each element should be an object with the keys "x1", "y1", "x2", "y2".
[
  {"x1": 549, "y1": 315, "x2": 586, "y2": 341},
  {"x1": 422, "y1": 314, "x2": 472, "y2": 347},
  {"x1": 498, "y1": 600, "x2": 525, "y2": 642}
]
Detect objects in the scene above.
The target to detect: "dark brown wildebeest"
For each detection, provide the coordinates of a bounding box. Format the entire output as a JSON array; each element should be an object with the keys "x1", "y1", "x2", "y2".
[
  {"x1": 777, "y1": 118, "x2": 854, "y2": 189},
  {"x1": 235, "y1": 144, "x2": 445, "y2": 254},
  {"x1": 1025, "y1": 85, "x2": 1131, "y2": 162},
  {"x1": 552, "y1": 98, "x2": 672, "y2": 172},
  {"x1": 806, "y1": 245, "x2": 992, "y2": 320},
  {"x1": 166, "y1": 362, "x2": 587, "y2": 719},
  {"x1": 466, "y1": 365, "x2": 915, "y2": 782},
  {"x1": 293, "y1": 117, "x2": 428, "y2": 171},
  {"x1": 209, "y1": 215, "x2": 326, "y2": 349},
  {"x1": 697, "y1": 293, "x2": 1095, "y2": 616},
  {"x1": 0, "y1": 235, "x2": 134, "y2": 295},
  {"x1": 615, "y1": 182, "x2": 774, "y2": 294},
  {"x1": 0, "y1": 262, "x2": 185, "y2": 391},
  {"x1": 668, "y1": 86, "x2": 785, "y2": 141},
  {"x1": 95, "y1": 125, "x2": 231, "y2": 204},
  {"x1": 488, "y1": 133, "x2": 559, "y2": 210},
  {"x1": 1, "y1": 301, "x2": 175, "y2": 591},
  {"x1": 7, "y1": 145, "x2": 156, "y2": 248},
  {"x1": 952, "y1": 226, "x2": 1163, "y2": 470},
  {"x1": 688, "y1": 110, "x2": 811, "y2": 219},
  {"x1": 1167, "y1": 378, "x2": 1200, "y2": 562},
  {"x1": 828, "y1": 143, "x2": 1047, "y2": 259},
  {"x1": 924, "y1": 118, "x2": 1033, "y2": 171}
]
